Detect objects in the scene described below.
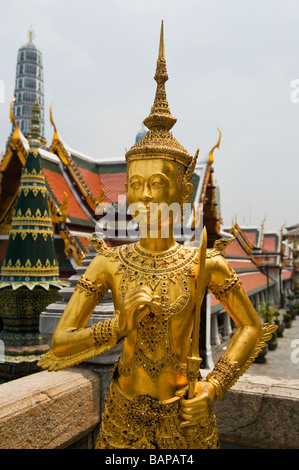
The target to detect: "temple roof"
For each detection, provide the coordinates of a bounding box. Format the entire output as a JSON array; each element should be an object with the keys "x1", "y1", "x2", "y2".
[
  {"x1": 208, "y1": 221, "x2": 293, "y2": 313},
  {"x1": 1, "y1": 106, "x2": 221, "y2": 276},
  {"x1": 0, "y1": 101, "x2": 68, "y2": 290}
]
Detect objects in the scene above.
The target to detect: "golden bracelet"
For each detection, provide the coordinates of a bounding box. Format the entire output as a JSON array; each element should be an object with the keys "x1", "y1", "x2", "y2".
[
  {"x1": 206, "y1": 356, "x2": 240, "y2": 399},
  {"x1": 91, "y1": 314, "x2": 120, "y2": 347}
]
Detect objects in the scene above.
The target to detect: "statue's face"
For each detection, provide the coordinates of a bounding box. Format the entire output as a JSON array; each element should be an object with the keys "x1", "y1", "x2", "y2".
[{"x1": 126, "y1": 159, "x2": 193, "y2": 233}]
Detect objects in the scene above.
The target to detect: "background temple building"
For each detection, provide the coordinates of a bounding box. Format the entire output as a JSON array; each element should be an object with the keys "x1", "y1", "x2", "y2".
[
  {"x1": 12, "y1": 28, "x2": 45, "y2": 140},
  {"x1": 0, "y1": 31, "x2": 294, "y2": 377}
]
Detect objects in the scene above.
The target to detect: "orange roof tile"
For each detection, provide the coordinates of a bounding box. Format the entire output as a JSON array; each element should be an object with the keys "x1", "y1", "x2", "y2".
[
  {"x1": 223, "y1": 239, "x2": 248, "y2": 257},
  {"x1": 76, "y1": 236, "x2": 90, "y2": 251},
  {"x1": 244, "y1": 231, "x2": 257, "y2": 245},
  {"x1": 99, "y1": 173, "x2": 127, "y2": 204},
  {"x1": 43, "y1": 168, "x2": 90, "y2": 221},
  {"x1": 228, "y1": 260, "x2": 257, "y2": 270},
  {"x1": 281, "y1": 270, "x2": 292, "y2": 280},
  {"x1": 78, "y1": 167, "x2": 102, "y2": 201},
  {"x1": 262, "y1": 236, "x2": 276, "y2": 252}
]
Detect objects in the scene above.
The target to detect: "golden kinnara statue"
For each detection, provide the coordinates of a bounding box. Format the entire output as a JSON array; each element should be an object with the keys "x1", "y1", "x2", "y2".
[{"x1": 38, "y1": 22, "x2": 276, "y2": 449}]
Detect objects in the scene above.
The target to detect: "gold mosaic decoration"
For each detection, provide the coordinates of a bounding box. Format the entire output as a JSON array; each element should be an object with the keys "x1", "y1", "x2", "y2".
[
  {"x1": 95, "y1": 241, "x2": 198, "y2": 381},
  {"x1": 209, "y1": 269, "x2": 242, "y2": 301},
  {"x1": 75, "y1": 275, "x2": 108, "y2": 303},
  {"x1": 96, "y1": 380, "x2": 219, "y2": 449}
]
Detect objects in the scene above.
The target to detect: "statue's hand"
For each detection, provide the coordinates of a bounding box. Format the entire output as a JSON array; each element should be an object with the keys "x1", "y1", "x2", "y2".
[
  {"x1": 175, "y1": 381, "x2": 216, "y2": 428},
  {"x1": 118, "y1": 285, "x2": 161, "y2": 339}
]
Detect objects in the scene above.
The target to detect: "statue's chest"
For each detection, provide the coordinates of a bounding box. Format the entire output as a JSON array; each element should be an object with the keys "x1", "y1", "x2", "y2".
[
  {"x1": 111, "y1": 243, "x2": 198, "y2": 324},
  {"x1": 110, "y1": 243, "x2": 199, "y2": 379}
]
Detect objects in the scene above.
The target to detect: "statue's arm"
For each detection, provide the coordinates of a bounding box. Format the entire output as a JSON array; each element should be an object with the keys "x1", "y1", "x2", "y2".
[
  {"x1": 178, "y1": 253, "x2": 276, "y2": 427},
  {"x1": 38, "y1": 254, "x2": 120, "y2": 371},
  {"x1": 205, "y1": 254, "x2": 276, "y2": 398}
]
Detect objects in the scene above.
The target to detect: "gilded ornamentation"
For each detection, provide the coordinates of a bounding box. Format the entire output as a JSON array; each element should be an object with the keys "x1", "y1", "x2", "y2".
[
  {"x1": 206, "y1": 322, "x2": 277, "y2": 398},
  {"x1": 75, "y1": 275, "x2": 108, "y2": 303},
  {"x1": 110, "y1": 242, "x2": 197, "y2": 381},
  {"x1": 95, "y1": 381, "x2": 219, "y2": 450},
  {"x1": 209, "y1": 269, "x2": 242, "y2": 301},
  {"x1": 206, "y1": 237, "x2": 235, "y2": 258},
  {"x1": 91, "y1": 314, "x2": 120, "y2": 346},
  {"x1": 206, "y1": 357, "x2": 240, "y2": 399},
  {"x1": 38, "y1": 22, "x2": 276, "y2": 450},
  {"x1": 0, "y1": 101, "x2": 69, "y2": 292}
]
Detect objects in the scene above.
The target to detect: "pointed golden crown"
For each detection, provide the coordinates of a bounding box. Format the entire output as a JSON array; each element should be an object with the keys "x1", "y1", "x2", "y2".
[{"x1": 125, "y1": 21, "x2": 198, "y2": 174}]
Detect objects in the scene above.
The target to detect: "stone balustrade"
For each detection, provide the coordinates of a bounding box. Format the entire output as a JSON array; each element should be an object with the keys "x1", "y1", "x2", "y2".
[
  {"x1": 0, "y1": 368, "x2": 101, "y2": 449},
  {"x1": 0, "y1": 367, "x2": 298, "y2": 449}
]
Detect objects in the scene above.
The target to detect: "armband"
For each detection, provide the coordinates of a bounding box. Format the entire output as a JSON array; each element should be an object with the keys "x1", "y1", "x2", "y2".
[
  {"x1": 209, "y1": 270, "x2": 241, "y2": 301},
  {"x1": 75, "y1": 275, "x2": 108, "y2": 303}
]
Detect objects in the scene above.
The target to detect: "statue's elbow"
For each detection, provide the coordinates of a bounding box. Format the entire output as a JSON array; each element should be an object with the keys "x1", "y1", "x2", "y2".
[
  {"x1": 250, "y1": 320, "x2": 262, "y2": 341},
  {"x1": 51, "y1": 329, "x2": 66, "y2": 356}
]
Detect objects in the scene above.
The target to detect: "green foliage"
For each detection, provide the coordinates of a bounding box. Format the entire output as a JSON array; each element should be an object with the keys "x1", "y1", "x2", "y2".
[
  {"x1": 283, "y1": 313, "x2": 292, "y2": 323},
  {"x1": 273, "y1": 311, "x2": 281, "y2": 325},
  {"x1": 268, "y1": 331, "x2": 277, "y2": 343},
  {"x1": 258, "y1": 302, "x2": 275, "y2": 323}
]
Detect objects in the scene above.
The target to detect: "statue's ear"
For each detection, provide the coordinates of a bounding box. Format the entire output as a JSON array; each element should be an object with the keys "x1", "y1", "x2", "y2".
[{"x1": 182, "y1": 182, "x2": 193, "y2": 203}]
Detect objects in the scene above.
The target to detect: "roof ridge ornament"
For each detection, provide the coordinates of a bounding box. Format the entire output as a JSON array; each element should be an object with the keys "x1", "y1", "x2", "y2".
[
  {"x1": 28, "y1": 26, "x2": 35, "y2": 43},
  {"x1": 10, "y1": 98, "x2": 21, "y2": 142}
]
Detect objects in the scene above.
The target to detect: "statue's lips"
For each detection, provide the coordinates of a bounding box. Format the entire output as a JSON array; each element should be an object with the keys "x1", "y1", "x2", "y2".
[
  {"x1": 134, "y1": 205, "x2": 154, "y2": 215},
  {"x1": 137, "y1": 206, "x2": 151, "y2": 214}
]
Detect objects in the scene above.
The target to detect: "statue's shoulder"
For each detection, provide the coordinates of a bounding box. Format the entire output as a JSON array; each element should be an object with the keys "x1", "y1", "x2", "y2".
[{"x1": 206, "y1": 237, "x2": 235, "y2": 259}]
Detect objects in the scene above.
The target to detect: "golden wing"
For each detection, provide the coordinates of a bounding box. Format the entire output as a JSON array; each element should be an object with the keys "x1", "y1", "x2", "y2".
[
  {"x1": 207, "y1": 237, "x2": 235, "y2": 258},
  {"x1": 85, "y1": 236, "x2": 108, "y2": 254},
  {"x1": 229, "y1": 322, "x2": 278, "y2": 389}
]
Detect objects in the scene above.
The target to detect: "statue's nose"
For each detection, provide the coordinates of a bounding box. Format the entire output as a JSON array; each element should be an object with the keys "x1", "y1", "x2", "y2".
[{"x1": 140, "y1": 184, "x2": 153, "y2": 202}]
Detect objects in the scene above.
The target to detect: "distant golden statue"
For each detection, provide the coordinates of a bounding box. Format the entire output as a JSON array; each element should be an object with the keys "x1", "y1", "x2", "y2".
[{"x1": 38, "y1": 22, "x2": 276, "y2": 449}]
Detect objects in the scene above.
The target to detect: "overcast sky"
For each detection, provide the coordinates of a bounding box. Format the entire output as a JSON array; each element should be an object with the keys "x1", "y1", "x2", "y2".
[{"x1": 0, "y1": 0, "x2": 298, "y2": 232}]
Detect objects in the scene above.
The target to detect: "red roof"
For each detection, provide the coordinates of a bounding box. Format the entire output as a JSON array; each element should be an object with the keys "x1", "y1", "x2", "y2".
[
  {"x1": 228, "y1": 260, "x2": 257, "y2": 270},
  {"x1": 223, "y1": 239, "x2": 248, "y2": 257},
  {"x1": 281, "y1": 270, "x2": 292, "y2": 280},
  {"x1": 245, "y1": 231, "x2": 258, "y2": 245},
  {"x1": 99, "y1": 173, "x2": 127, "y2": 204},
  {"x1": 262, "y1": 236, "x2": 276, "y2": 252},
  {"x1": 76, "y1": 236, "x2": 90, "y2": 251},
  {"x1": 43, "y1": 168, "x2": 90, "y2": 221},
  {"x1": 78, "y1": 167, "x2": 102, "y2": 201}
]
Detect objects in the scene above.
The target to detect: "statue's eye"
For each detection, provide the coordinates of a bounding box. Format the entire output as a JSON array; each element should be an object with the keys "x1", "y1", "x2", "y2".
[
  {"x1": 130, "y1": 181, "x2": 142, "y2": 189},
  {"x1": 151, "y1": 177, "x2": 166, "y2": 188},
  {"x1": 151, "y1": 181, "x2": 163, "y2": 188}
]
